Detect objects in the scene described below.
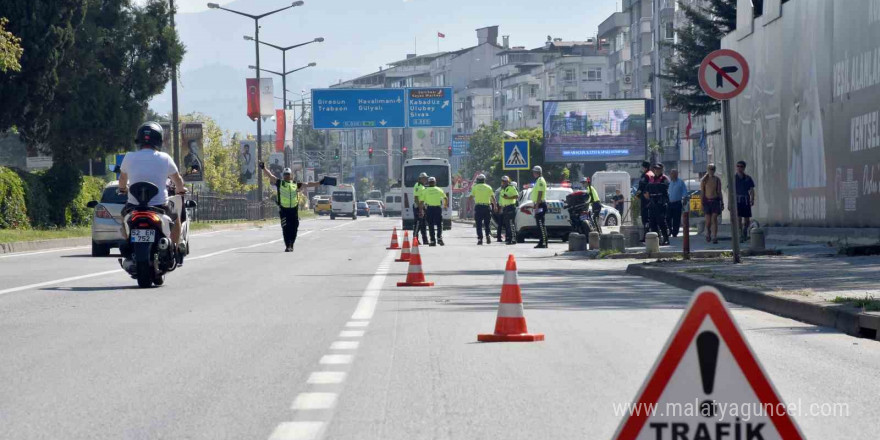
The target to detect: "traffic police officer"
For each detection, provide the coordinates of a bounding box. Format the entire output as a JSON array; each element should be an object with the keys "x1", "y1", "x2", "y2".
[
  {"x1": 420, "y1": 176, "x2": 448, "y2": 246},
  {"x1": 260, "y1": 163, "x2": 321, "y2": 252},
  {"x1": 498, "y1": 175, "x2": 519, "y2": 245},
  {"x1": 469, "y1": 174, "x2": 496, "y2": 245},
  {"x1": 531, "y1": 166, "x2": 549, "y2": 248},
  {"x1": 413, "y1": 172, "x2": 429, "y2": 245}
]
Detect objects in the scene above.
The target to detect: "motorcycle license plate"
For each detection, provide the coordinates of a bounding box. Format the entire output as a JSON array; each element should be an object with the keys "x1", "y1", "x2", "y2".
[
  {"x1": 130, "y1": 229, "x2": 155, "y2": 243},
  {"x1": 579, "y1": 214, "x2": 591, "y2": 221}
]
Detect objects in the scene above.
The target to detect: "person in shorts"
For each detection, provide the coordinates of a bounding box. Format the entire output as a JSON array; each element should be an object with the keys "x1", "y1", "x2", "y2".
[
  {"x1": 735, "y1": 160, "x2": 756, "y2": 242},
  {"x1": 701, "y1": 164, "x2": 723, "y2": 244}
]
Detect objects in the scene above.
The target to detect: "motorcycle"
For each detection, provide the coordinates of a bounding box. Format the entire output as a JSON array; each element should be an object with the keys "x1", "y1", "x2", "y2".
[
  {"x1": 119, "y1": 182, "x2": 196, "y2": 288},
  {"x1": 564, "y1": 191, "x2": 602, "y2": 236}
]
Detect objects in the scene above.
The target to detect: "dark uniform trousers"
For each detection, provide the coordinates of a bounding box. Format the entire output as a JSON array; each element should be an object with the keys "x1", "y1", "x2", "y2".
[
  {"x1": 412, "y1": 208, "x2": 428, "y2": 244},
  {"x1": 279, "y1": 207, "x2": 300, "y2": 248},
  {"x1": 474, "y1": 205, "x2": 492, "y2": 240},
  {"x1": 535, "y1": 201, "x2": 549, "y2": 245},
  {"x1": 502, "y1": 205, "x2": 517, "y2": 242},
  {"x1": 648, "y1": 199, "x2": 670, "y2": 241},
  {"x1": 426, "y1": 206, "x2": 443, "y2": 242},
  {"x1": 667, "y1": 201, "x2": 683, "y2": 237}
]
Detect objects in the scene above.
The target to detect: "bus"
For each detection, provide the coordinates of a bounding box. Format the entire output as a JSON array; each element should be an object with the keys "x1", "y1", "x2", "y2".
[{"x1": 402, "y1": 158, "x2": 452, "y2": 231}]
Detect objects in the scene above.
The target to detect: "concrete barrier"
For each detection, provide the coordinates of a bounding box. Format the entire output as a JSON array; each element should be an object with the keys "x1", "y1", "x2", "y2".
[
  {"x1": 568, "y1": 233, "x2": 586, "y2": 251},
  {"x1": 588, "y1": 232, "x2": 600, "y2": 250},
  {"x1": 645, "y1": 232, "x2": 660, "y2": 254},
  {"x1": 611, "y1": 233, "x2": 626, "y2": 252},
  {"x1": 750, "y1": 228, "x2": 765, "y2": 251},
  {"x1": 599, "y1": 233, "x2": 613, "y2": 251}
]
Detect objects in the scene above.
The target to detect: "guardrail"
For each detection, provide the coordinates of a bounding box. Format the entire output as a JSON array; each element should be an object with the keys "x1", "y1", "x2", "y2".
[{"x1": 190, "y1": 193, "x2": 274, "y2": 222}]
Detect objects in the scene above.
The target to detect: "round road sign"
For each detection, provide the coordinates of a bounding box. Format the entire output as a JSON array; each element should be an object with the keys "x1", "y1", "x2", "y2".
[{"x1": 698, "y1": 49, "x2": 750, "y2": 101}]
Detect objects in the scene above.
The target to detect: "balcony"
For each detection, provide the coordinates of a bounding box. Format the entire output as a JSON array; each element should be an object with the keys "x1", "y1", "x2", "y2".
[{"x1": 598, "y1": 11, "x2": 631, "y2": 37}]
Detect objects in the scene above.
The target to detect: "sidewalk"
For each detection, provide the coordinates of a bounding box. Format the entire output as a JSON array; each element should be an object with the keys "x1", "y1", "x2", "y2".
[{"x1": 625, "y1": 242, "x2": 880, "y2": 340}]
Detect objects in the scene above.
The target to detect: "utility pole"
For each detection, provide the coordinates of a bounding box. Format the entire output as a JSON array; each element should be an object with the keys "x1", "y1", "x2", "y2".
[
  {"x1": 652, "y1": 0, "x2": 663, "y2": 155},
  {"x1": 170, "y1": 0, "x2": 180, "y2": 166}
]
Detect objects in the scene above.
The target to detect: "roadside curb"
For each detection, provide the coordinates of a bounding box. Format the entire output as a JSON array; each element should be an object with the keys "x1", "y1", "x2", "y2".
[
  {"x1": 605, "y1": 249, "x2": 781, "y2": 259},
  {"x1": 625, "y1": 263, "x2": 880, "y2": 341},
  {"x1": 0, "y1": 219, "x2": 282, "y2": 255}
]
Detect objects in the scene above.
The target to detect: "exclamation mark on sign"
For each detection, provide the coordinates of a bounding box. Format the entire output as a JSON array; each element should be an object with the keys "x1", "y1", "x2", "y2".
[{"x1": 696, "y1": 331, "x2": 720, "y2": 418}]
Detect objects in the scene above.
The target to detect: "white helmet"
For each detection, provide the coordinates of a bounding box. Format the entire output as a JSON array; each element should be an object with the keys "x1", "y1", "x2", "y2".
[
  {"x1": 282, "y1": 167, "x2": 292, "y2": 175},
  {"x1": 476, "y1": 174, "x2": 486, "y2": 183},
  {"x1": 419, "y1": 172, "x2": 428, "y2": 178},
  {"x1": 532, "y1": 165, "x2": 542, "y2": 174},
  {"x1": 511, "y1": 181, "x2": 518, "y2": 188},
  {"x1": 501, "y1": 175, "x2": 510, "y2": 182},
  {"x1": 428, "y1": 176, "x2": 437, "y2": 184}
]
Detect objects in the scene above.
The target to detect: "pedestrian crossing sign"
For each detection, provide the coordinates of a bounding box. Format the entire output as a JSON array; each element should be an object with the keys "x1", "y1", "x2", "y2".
[{"x1": 503, "y1": 140, "x2": 530, "y2": 170}]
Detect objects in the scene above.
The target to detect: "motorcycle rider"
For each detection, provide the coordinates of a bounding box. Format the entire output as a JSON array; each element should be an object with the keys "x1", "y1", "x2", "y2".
[
  {"x1": 118, "y1": 122, "x2": 187, "y2": 263},
  {"x1": 498, "y1": 175, "x2": 519, "y2": 245},
  {"x1": 580, "y1": 176, "x2": 602, "y2": 225}
]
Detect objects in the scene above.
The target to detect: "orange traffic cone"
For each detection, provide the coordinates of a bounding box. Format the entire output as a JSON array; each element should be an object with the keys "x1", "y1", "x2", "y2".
[
  {"x1": 478, "y1": 255, "x2": 544, "y2": 342},
  {"x1": 395, "y1": 231, "x2": 412, "y2": 262},
  {"x1": 396, "y1": 237, "x2": 434, "y2": 287},
  {"x1": 386, "y1": 227, "x2": 401, "y2": 250}
]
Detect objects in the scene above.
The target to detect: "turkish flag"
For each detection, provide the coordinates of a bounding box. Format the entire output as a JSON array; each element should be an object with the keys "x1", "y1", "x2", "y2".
[
  {"x1": 246, "y1": 78, "x2": 260, "y2": 121},
  {"x1": 437, "y1": 32, "x2": 445, "y2": 38},
  {"x1": 685, "y1": 112, "x2": 692, "y2": 139},
  {"x1": 275, "y1": 109, "x2": 285, "y2": 152}
]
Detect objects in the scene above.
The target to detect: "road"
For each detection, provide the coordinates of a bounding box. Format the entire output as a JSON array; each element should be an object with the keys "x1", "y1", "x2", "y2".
[{"x1": 1, "y1": 216, "x2": 878, "y2": 439}]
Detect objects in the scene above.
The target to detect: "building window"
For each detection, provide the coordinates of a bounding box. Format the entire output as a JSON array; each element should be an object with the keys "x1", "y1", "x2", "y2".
[
  {"x1": 563, "y1": 92, "x2": 576, "y2": 100},
  {"x1": 586, "y1": 68, "x2": 603, "y2": 81},
  {"x1": 563, "y1": 69, "x2": 576, "y2": 82},
  {"x1": 665, "y1": 21, "x2": 675, "y2": 40},
  {"x1": 434, "y1": 74, "x2": 445, "y2": 86},
  {"x1": 529, "y1": 84, "x2": 539, "y2": 98},
  {"x1": 587, "y1": 91, "x2": 603, "y2": 100},
  {"x1": 528, "y1": 106, "x2": 539, "y2": 120}
]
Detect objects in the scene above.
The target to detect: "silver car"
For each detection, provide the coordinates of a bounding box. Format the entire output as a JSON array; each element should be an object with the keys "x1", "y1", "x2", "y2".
[{"x1": 86, "y1": 181, "x2": 127, "y2": 256}]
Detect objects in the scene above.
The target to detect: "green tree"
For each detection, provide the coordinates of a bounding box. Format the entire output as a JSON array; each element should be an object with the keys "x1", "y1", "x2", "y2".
[
  {"x1": 355, "y1": 177, "x2": 371, "y2": 200},
  {"x1": 659, "y1": 0, "x2": 737, "y2": 116},
  {"x1": 0, "y1": 1, "x2": 87, "y2": 145},
  {"x1": 0, "y1": 17, "x2": 24, "y2": 73},
  {"x1": 45, "y1": 0, "x2": 185, "y2": 162},
  {"x1": 462, "y1": 121, "x2": 503, "y2": 180}
]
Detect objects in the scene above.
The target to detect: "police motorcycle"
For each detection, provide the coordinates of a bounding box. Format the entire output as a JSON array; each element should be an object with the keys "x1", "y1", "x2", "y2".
[
  {"x1": 564, "y1": 191, "x2": 602, "y2": 236},
  {"x1": 118, "y1": 179, "x2": 196, "y2": 288}
]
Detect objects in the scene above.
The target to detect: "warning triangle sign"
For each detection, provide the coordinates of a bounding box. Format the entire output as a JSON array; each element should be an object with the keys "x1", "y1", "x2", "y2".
[
  {"x1": 507, "y1": 145, "x2": 526, "y2": 166},
  {"x1": 613, "y1": 287, "x2": 804, "y2": 440}
]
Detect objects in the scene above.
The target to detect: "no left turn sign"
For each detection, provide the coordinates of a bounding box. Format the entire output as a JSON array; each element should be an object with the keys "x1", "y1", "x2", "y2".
[{"x1": 698, "y1": 49, "x2": 750, "y2": 101}]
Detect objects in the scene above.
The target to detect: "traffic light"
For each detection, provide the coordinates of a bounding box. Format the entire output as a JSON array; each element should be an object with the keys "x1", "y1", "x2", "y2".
[
  {"x1": 334, "y1": 148, "x2": 339, "y2": 159},
  {"x1": 402, "y1": 146, "x2": 408, "y2": 158},
  {"x1": 448, "y1": 146, "x2": 453, "y2": 157},
  {"x1": 368, "y1": 147, "x2": 373, "y2": 159}
]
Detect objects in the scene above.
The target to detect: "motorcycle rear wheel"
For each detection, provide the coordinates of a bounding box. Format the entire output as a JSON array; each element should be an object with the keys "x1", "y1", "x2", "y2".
[{"x1": 136, "y1": 261, "x2": 153, "y2": 288}]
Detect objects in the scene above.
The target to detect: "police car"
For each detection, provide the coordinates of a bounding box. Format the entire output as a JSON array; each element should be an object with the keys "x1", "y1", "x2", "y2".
[{"x1": 513, "y1": 186, "x2": 621, "y2": 242}]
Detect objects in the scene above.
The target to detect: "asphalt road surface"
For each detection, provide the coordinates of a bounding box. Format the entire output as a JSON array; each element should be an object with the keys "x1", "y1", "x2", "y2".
[{"x1": 1, "y1": 216, "x2": 878, "y2": 439}]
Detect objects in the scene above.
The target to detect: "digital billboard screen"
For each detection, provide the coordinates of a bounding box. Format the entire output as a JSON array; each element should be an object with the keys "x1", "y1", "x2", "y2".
[{"x1": 542, "y1": 99, "x2": 648, "y2": 163}]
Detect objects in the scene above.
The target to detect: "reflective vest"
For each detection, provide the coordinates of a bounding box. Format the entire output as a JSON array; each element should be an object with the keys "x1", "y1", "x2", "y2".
[
  {"x1": 499, "y1": 185, "x2": 518, "y2": 207},
  {"x1": 421, "y1": 186, "x2": 447, "y2": 206},
  {"x1": 278, "y1": 180, "x2": 299, "y2": 209},
  {"x1": 470, "y1": 183, "x2": 494, "y2": 205}
]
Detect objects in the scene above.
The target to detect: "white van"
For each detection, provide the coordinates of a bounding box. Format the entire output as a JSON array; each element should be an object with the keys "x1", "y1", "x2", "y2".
[
  {"x1": 402, "y1": 158, "x2": 452, "y2": 230},
  {"x1": 384, "y1": 187, "x2": 403, "y2": 217},
  {"x1": 330, "y1": 184, "x2": 357, "y2": 220}
]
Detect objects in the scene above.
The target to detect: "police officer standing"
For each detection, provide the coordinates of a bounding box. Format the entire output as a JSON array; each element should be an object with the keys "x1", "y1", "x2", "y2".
[
  {"x1": 646, "y1": 163, "x2": 671, "y2": 246},
  {"x1": 531, "y1": 166, "x2": 549, "y2": 249},
  {"x1": 420, "y1": 176, "x2": 448, "y2": 246},
  {"x1": 413, "y1": 172, "x2": 429, "y2": 245},
  {"x1": 469, "y1": 174, "x2": 496, "y2": 245},
  {"x1": 498, "y1": 175, "x2": 519, "y2": 245},
  {"x1": 635, "y1": 160, "x2": 653, "y2": 241},
  {"x1": 260, "y1": 162, "x2": 322, "y2": 252}
]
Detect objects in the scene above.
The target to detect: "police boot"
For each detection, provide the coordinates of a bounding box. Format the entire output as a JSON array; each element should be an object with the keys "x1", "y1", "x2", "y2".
[
  {"x1": 486, "y1": 236, "x2": 491, "y2": 244},
  {"x1": 477, "y1": 239, "x2": 483, "y2": 245},
  {"x1": 438, "y1": 236, "x2": 445, "y2": 246}
]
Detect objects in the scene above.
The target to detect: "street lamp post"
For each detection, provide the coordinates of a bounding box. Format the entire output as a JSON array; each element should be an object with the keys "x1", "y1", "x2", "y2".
[
  {"x1": 207, "y1": 1, "x2": 304, "y2": 219},
  {"x1": 244, "y1": 36, "x2": 322, "y2": 112}
]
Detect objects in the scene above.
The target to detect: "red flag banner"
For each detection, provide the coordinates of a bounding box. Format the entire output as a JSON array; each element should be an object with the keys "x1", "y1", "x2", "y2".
[
  {"x1": 246, "y1": 78, "x2": 260, "y2": 121},
  {"x1": 685, "y1": 112, "x2": 693, "y2": 139},
  {"x1": 437, "y1": 32, "x2": 445, "y2": 38},
  {"x1": 275, "y1": 109, "x2": 285, "y2": 152}
]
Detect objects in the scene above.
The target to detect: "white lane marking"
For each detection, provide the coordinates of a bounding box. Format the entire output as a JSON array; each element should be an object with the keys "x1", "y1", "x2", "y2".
[
  {"x1": 350, "y1": 253, "x2": 395, "y2": 320},
  {"x1": 291, "y1": 393, "x2": 337, "y2": 410},
  {"x1": 344, "y1": 321, "x2": 369, "y2": 328},
  {"x1": 268, "y1": 421, "x2": 324, "y2": 440},
  {"x1": 329, "y1": 341, "x2": 359, "y2": 350},
  {"x1": 306, "y1": 372, "x2": 347, "y2": 385},
  {"x1": 338, "y1": 330, "x2": 364, "y2": 338},
  {"x1": 0, "y1": 270, "x2": 121, "y2": 296},
  {"x1": 319, "y1": 354, "x2": 353, "y2": 365}
]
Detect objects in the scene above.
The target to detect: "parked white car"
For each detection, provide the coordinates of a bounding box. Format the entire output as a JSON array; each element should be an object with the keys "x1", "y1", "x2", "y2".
[
  {"x1": 513, "y1": 186, "x2": 622, "y2": 242},
  {"x1": 86, "y1": 181, "x2": 128, "y2": 256}
]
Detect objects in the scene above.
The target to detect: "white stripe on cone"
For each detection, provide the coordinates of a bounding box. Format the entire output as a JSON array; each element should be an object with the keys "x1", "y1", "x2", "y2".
[
  {"x1": 497, "y1": 302, "x2": 525, "y2": 318},
  {"x1": 502, "y1": 270, "x2": 518, "y2": 286},
  {"x1": 408, "y1": 264, "x2": 423, "y2": 273}
]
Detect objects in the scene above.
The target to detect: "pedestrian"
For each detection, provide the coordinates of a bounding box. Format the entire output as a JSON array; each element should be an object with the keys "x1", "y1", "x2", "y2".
[
  {"x1": 531, "y1": 165, "x2": 549, "y2": 248},
  {"x1": 735, "y1": 160, "x2": 756, "y2": 242},
  {"x1": 412, "y1": 172, "x2": 429, "y2": 245},
  {"x1": 612, "y1": 189, "x2": 625, "y2": 214},
  {"x1": 469, "y1": 174, "x2": 496, "y2": 245},
  {"x1": 667, "y1": 169, "x2": 687, "y2": 237},
  {"x1": 420, "y1": 177, "x2": 448, "y2": 246},
  {"x1": 701, "y1": 164, "x2": 723, "y2": 244},
  {"x1": 260, "y1": 162, "x2": 322, "y2": 252},
  {"x1": 498, "y1": 175, "x2": 519, "y2": 245},
  {"x1": 647, "y1": 163, "x2": 671, "y2": 245},
  {"x1": 636, "y1": 160, "x2": 653, "y2": 240}
]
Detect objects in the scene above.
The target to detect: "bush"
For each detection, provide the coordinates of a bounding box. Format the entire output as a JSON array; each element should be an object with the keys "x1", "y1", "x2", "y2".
[
  {"x1": 67, "y1": 176, "x2": 104, "y2": 226},
  {"x1": 14, "y1": 169, "x2": 51, "y2": 227},
  {"x1": 0, "y1": 167, "x2": 29, "y2": 229},
  {"x1": 42, "y1": 163, "x2": 83, "y2": 227}
]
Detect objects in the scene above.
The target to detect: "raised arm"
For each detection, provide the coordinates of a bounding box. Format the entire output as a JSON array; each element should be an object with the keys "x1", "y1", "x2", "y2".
[{"x1": 259, "y1": 162, "x2": 278, "y2": 186}]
